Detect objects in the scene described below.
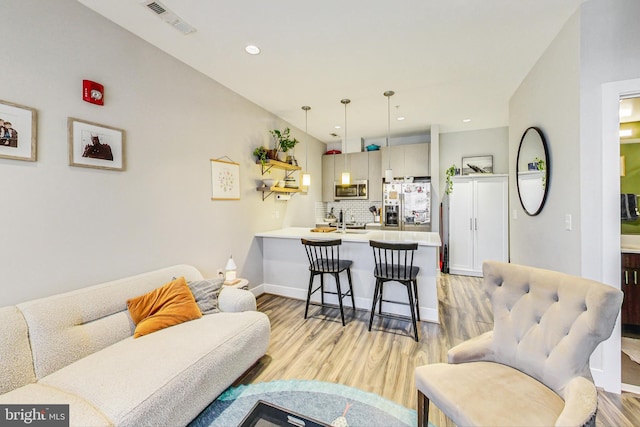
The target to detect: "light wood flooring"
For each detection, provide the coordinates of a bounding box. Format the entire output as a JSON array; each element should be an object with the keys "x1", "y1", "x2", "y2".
[{"x1": 238, "y1": 274, "x2": 640, "y2": 427}]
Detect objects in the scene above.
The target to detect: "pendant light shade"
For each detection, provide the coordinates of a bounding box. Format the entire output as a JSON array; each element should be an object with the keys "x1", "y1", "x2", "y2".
[
  {"x1": 384, "y1": 90, "x2": 395, "y2": 183},
  {"x1": 301, "y1": 106, "x2": 311, "y2": 188},
  {"x1": 341, "y1": 98, "x2": 351, "y2": 185}
]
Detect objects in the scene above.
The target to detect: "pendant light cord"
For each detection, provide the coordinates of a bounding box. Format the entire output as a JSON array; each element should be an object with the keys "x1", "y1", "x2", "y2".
[
  {"x1": 302, "y1": 106, "x2": 310, "y2": 171},
  {"x1": 384, "y1": 91, "x2": 394, "y2": 172},
  {"x1": 341, "y1": 99, "x2": 350, "y2": 170}
]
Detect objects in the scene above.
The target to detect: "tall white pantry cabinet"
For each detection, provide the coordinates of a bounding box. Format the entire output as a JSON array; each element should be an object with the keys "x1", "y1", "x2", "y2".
[{"x1": 448, "y1": 174, "x2": 508, "y2": 276}]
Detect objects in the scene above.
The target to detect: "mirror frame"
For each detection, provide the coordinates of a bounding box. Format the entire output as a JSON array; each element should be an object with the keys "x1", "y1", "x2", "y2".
[{"x1": 516, "y1": 126, "x2": 550, "y2": 216}]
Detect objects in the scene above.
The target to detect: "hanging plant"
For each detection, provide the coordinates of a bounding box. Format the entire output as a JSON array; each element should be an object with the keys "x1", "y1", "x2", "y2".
[
  {"x1": 445, "y1": 164, "x2": 457, "y2": 195},
  {"x1": 534, "y1": 157, "x2": 547, "y2": 188},
  {"x1": 253, "y1": 146, "x2": 268, "y2": 167}
]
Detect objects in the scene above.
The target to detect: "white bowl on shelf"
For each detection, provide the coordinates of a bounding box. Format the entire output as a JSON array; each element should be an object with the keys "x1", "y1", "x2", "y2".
[
  {"x1": 262, "y1": 179, "x2": 275, "y2": 188},
  {"x1": 277, "y1": 180, "x2": 286, "y2": 188}
]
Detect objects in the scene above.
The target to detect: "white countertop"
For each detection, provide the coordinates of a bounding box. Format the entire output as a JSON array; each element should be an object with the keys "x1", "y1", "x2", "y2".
[
  {"x1": 621, "y1": 235, "x2": 640, "y2": 253},
  {"x1": 256, "y1": 227, "x2": 441, "y2": 247}
]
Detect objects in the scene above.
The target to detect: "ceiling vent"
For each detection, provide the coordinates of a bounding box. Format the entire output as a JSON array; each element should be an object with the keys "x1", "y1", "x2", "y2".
[{"x1": 139, "y1": 0, "x2": 196, "y2": 35}]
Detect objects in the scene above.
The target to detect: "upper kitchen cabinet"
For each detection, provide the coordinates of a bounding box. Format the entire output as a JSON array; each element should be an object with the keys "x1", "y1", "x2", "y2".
[
  {"x1": 381, "y1": 143, "x2": 430, "y2": 177},
  {"x1": 368, "y1": 151, "x2": 382, "y2": 201},
  {"x1": 348, "y1": 152, "x2": 369, "y2": 180},
  {"x1": 322, "y1": 154, "x2": 335, "y2": 201},
  {"x1": 321, "y1": 151, "x2": 383, "y2": 202},
  {"x1": 404, "y1": 143, "x2": 430, "y2": 177}
]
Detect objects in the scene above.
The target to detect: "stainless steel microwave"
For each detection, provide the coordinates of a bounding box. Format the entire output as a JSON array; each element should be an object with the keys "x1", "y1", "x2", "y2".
[{"x1": 334, "y1": 180, "x2": 368, "y2": 200}]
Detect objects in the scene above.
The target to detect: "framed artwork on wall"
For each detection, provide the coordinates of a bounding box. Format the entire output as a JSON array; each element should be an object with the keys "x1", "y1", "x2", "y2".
[
  {"x1": 211, "y1": 158, "x2": 240, "y2": 200},
  {"x1": 68, "y1": 118, "x2": 125, "y2": 171},
  {"x1": 462, "y1": 155, "x2": 493, "y2": 175},
  {"x1": 0, "y1": 99, "x2": 37, "y2": 162}
]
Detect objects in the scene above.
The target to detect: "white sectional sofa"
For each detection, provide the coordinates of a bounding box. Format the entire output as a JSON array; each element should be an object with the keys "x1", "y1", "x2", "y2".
[{"x1": 0, "y1": 265, "x2": 271, "y2": 427}]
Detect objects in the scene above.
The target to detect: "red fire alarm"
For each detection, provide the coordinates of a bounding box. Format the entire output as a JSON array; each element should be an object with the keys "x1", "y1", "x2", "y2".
[{"x1": 82, "y1": 80, "x2": 104, "y2": 105}]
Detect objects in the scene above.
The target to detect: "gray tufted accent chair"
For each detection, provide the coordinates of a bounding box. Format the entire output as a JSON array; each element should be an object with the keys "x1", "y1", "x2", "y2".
[{"x1": 415, "y1": 261, "x2": 623, "y2": 427}]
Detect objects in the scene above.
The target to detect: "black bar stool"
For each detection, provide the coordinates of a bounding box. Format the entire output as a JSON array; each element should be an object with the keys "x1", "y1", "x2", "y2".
[
  {"x1": 368, "y1": 240, "x2": 420, "y2": 341},
  {"x1": 301, "y1": 238, "x2": 355, "y2": 326}
]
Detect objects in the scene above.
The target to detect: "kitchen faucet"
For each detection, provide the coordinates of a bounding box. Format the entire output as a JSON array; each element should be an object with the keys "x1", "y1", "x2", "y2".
[{"x1": 340, "y1": 209, "x2": 349, "y2": 233}]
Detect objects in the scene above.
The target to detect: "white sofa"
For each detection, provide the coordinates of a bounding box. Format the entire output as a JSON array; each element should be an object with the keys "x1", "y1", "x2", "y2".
[{"x1": 0, "y1": 265, "x2": 271, "y2": 427}]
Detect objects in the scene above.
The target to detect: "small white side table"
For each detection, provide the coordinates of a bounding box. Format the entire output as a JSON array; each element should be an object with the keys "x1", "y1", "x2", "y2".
[{"x1": 222, "y1": 278, "x2": 249, "y2": 291}]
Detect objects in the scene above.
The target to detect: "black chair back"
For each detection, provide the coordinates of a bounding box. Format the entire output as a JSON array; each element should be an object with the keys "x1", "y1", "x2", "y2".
[
  {"x1": 301, "y1": 238, "x2": 344, "y2": 273},
  {"x1": 370, "y1": 240, "x2": 419, "y2": 280}
]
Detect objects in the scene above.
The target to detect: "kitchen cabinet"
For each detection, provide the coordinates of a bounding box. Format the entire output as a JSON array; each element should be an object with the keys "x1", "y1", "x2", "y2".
[
  {"x1": 621, "y1": 252, "x2": 640, "y2": 326},
  {"x1": 321, "y1": 151, "x2": 382, "y2": 202},
  {"x1": 368, "y1": 151, "x2": 382, "y2": 201},
  {"x1": 381, "y1": 143, "x2": 430, "y2": 178},
  {"x1": 256, "y1": 159, "x2": 301, "y2": 200},
  {"x1": 404, "y1": 143, "x2": 430, "y2": 177},
  {"x1": 322, "y1": 155, "x2": 336, "y2": 201},
  {"x1": 348, "y1": 152, "x2": 368, "y2": 180},
  {"x1": 448, "y1": 175, "x2": 508, "y2": 276}
]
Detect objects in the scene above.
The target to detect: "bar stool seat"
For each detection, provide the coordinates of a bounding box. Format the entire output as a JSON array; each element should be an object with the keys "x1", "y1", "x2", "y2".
[
  {"x1": 301, "y1": 238, "x2": 355, "y2": 326},
  {"x1": 368, "y1": 240, "x2": 420, "y2": 341}
]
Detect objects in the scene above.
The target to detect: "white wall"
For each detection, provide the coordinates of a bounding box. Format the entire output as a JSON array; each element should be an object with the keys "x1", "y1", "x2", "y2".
[
  {"x1": 508, "y1": 0, "x2": 640, "y2": 392},
  {"x1": 580, "y1": 0, "x2": 640, "y2": 284},
  {"x1": 0, "y1": 0, "x2": 322, "y2": 305},
  {"x1": 439, "y1": 127, "x2": 508, "y2": 196},
  {"x1": 508, "y1": 12, "x2": 581, "y2": 274}
]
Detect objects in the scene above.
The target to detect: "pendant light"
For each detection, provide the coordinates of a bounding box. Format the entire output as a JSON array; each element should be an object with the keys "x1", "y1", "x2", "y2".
[
  {"x1": 301, "y1": 106, "x2": 311, "y2": 188},
  {"x1": 384, "y1": 90, "x2": 395, "y2": 183},
  {"x1": 341, "y1": 98, "x2": 351, "y2": 185}
]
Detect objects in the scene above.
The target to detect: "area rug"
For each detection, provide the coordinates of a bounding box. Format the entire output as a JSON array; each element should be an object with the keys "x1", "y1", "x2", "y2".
[
  {"x1": 622, "y1": 337, "x2": 640, "y2": 364},
  {"x1": 188, "y1": 379, "x2": 431, "y2": 427}
]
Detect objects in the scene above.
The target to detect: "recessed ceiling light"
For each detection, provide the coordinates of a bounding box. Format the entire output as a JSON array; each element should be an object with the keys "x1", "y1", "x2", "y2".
[
  {"x1": 620, "y1": 129, "x2": 633, "y2": 137},
  {"x1": 245, "y1": 45, "x2": 260, "y2": 55},
  {"x1": 463, "y1": 118, "x2": 472, "y2": 123},
  {"x1": 334, "y1": 125, "x2": 341, "y2": 129},
  {"x1": 397, "y1": 116, "x2": 405, "y2": 121}
]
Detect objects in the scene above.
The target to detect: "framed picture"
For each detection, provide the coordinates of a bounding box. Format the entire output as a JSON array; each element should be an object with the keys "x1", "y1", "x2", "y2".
[
  {"x1": 211, "y1": 159, "x2": 240, "y2": 200},
  {"x1": 0, "y1": 99, "x2": 37, "y2": 162},
  {"x1": 462, "y1": 155, "x2": 493, "y2": 175},
  {"x1": 68, "y1": 118, "x2": 125, "y2": 171}
]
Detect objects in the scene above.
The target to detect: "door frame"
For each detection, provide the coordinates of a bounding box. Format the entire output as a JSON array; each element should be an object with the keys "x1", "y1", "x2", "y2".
[{"x1": 600, "y1": 78, "x2": 640, "y2": 393}]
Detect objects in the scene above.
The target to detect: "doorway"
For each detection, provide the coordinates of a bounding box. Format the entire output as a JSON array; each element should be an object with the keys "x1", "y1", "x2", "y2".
[
  {"x1": 619, "y1": 96, "x2": 640, "y2": 393},
  {"x1": 601, "y1": 78, "x2": 640, "y2": 394}
]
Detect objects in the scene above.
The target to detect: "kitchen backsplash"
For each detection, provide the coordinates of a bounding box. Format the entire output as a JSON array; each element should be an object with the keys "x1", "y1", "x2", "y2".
[{"x1": 316, "y1": 200, "x2": 383, "y2": 224}]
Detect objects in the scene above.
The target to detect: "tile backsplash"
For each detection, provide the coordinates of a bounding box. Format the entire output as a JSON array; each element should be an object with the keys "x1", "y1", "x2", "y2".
[{"x1": 315, "y1": 200, "x2": 382, "y2": 224}]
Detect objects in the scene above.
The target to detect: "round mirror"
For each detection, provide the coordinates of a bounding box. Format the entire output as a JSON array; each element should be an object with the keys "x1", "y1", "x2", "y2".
[{"x1": 516, "y1": 127, "x2": 549, "y2": 216}]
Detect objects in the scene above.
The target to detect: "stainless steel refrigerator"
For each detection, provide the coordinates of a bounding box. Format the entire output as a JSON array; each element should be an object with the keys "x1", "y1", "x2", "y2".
[{"x1": 382, "y1": 177, "x2": 431, "y2": 231}]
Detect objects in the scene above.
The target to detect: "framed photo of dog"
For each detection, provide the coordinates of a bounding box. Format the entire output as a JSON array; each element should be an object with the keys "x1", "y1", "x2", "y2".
[
  {"x1": 0, "y1": 99, "x2": 37, "y2": 162},
  {"x1": 68, "y1": 118, "x2": 125, "y2": 171}
]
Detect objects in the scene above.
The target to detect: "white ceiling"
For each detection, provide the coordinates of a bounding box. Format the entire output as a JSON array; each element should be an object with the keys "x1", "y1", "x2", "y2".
[{"x1": 77, "y1": 0, "x2": 585, "y2": 144}]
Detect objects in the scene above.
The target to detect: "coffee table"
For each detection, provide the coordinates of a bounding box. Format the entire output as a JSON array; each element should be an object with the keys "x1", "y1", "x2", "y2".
[{"x1": 239, "y1": 400, "x2": 330, "y2": 427}]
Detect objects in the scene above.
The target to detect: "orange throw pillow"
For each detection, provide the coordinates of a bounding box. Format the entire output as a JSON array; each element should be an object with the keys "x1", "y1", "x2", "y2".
[{"x1": 127, "y1": 276, "x2": 202, "y2": 338}]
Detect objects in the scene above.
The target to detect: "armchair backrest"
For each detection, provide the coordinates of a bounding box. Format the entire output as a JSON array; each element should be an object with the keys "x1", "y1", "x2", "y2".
[{"x1": 482, "y1": 261, "x2": 623, "y2": 397}]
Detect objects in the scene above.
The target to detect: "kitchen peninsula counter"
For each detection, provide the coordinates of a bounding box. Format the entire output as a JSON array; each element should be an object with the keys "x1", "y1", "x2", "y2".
[{"x1": 256, "y1": 227, "x2": 441, "y2": 324}]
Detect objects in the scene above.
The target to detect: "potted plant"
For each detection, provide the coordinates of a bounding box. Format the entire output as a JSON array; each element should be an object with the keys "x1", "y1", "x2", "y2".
[
  {"x1": 253, "y1": 146, "x2": 268, "y2": 166},
  {"x1": 269, "y1": 127, "x2": 299, "y2": 163},
  {"x1": 445, "y1": 164, "x2": 457, "y2": 195},
  {"x1": 534, "y1": 157, "x2": 547, "y2": 188}
]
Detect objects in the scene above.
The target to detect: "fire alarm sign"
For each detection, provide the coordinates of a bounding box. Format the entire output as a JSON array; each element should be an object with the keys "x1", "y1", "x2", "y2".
[{"x1": 82, "y1": 80, "x2": 104, "y2": 105}]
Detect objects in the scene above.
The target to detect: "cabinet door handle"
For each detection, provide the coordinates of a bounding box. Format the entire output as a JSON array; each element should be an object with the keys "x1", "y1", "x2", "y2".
[
  {"x1": 625, "y1": 270, "x2": 629, "y2": 285},
  {"x1": 635, "y1": 270, "x2": 637, "y2": 285}
]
